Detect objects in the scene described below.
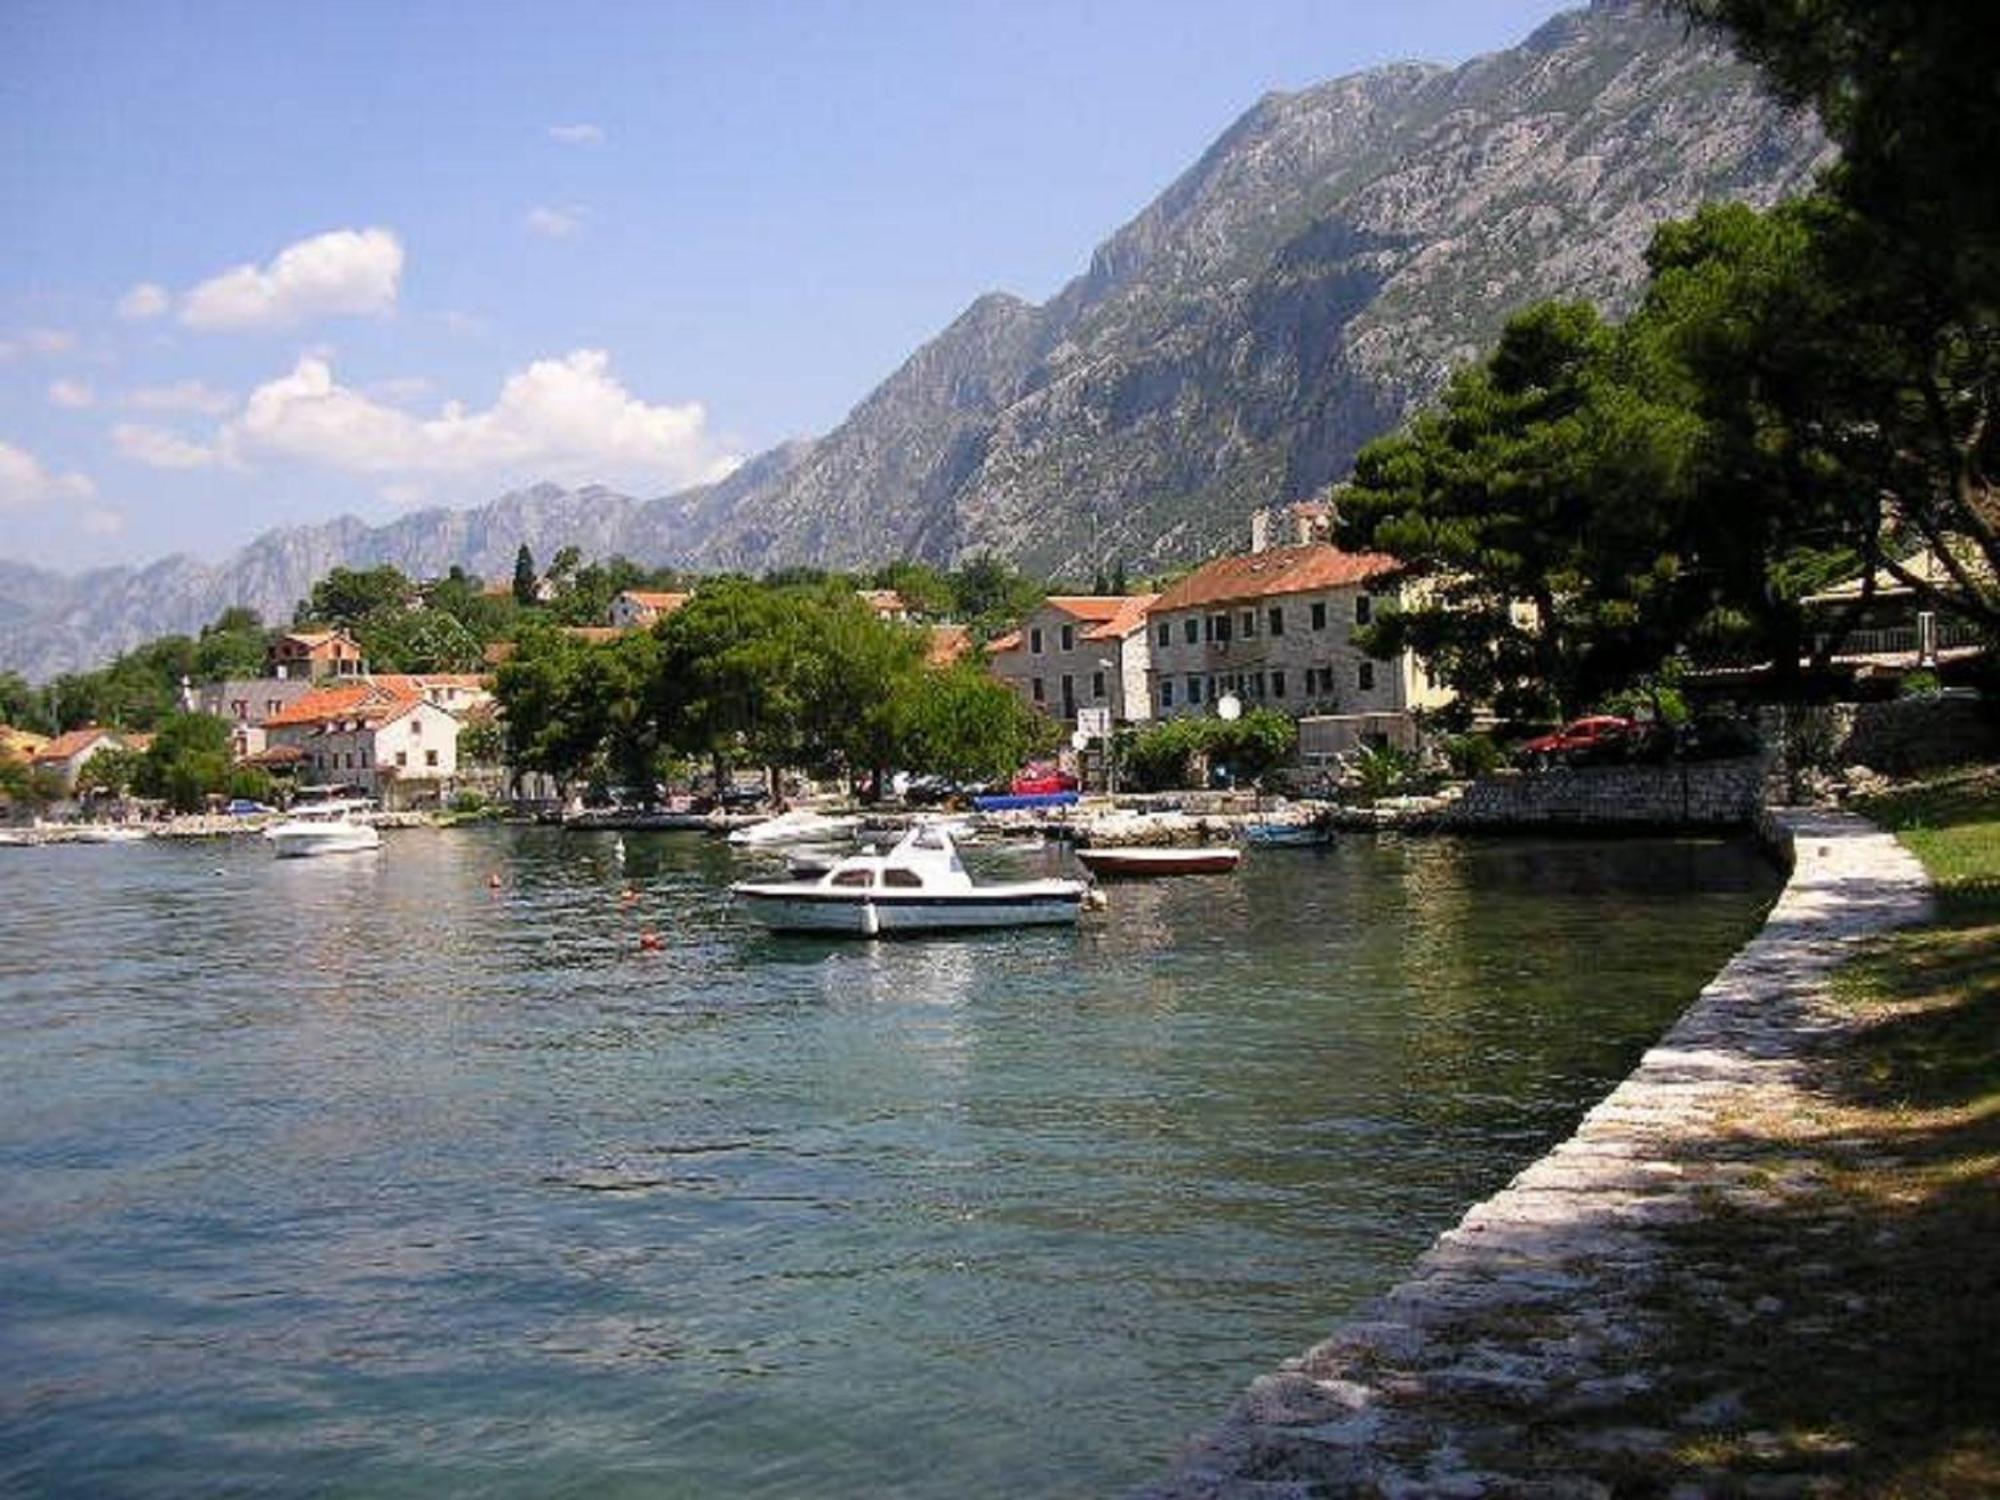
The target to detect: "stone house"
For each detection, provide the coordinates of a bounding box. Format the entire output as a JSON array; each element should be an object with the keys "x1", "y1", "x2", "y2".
[
  {"x1": 29, "y1": 726, "x2": 129, "y2": 791},
  {"x1": 1145, "y1": 542, "x2": 1451, "y2": 748},
  {"x1": 607, "y1": 590, "x2": 692, "y2": 630},
  {"x1": 267, "y1": 630, "x2": 367, "y2": 681},
  {"x1": 985, "y1": 595, "x2": 1159, "y2": 725}
]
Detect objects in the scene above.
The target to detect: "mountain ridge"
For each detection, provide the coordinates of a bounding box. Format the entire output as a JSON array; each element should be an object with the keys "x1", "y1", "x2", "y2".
[{"x1": 3, "y1": 0, "x2": 1828, "y2": 680}]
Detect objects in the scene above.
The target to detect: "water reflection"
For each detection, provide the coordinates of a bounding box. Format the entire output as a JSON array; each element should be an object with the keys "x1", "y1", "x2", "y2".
[{"x1": 0, "y1": 826, "x2": 1777, "y2": 1500}]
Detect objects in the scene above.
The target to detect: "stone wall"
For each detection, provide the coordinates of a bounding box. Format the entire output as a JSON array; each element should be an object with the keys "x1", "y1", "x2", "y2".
[
  {"x1": 1440, "y1": 757, "x2": 1767, "y2": 831},
  {"x1": 1759, "y1": 696, "x2": 1998, "y2": 787}
]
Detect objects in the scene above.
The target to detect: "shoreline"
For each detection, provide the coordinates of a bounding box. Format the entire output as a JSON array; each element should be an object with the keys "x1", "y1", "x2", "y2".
[{"x1": 1134, "y1": 807, "x2": 1932, "y2": 1498}]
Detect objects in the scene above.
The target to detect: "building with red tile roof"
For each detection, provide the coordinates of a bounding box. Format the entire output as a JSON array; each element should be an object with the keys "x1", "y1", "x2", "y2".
[
  {"x1": 266, "y1": 629, "x2": 367, "y2": 681},
  {"x1": 607, "y1": 590, "x2": 692, "y2": 630},
  {"x1": 984, "y1": 595, "x2": 1160, "y2": 726}
]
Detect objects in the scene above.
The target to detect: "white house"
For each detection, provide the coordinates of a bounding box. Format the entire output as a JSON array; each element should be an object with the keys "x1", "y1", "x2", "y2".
[
  {"x1": 262, "y1": 685, "x2": 462, "y2": 805},
  {"x1": 985, "y1": 595, "x2": 1158, "y2": 725}
]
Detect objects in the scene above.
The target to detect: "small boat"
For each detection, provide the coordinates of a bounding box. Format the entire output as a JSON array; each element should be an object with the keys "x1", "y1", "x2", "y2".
[
  {"x1": 1075, "y1": 845, "x2": 1242, "y2": 877},
  {"x1": 263, "y1": 800, "x2": 382, "y2": 858},
  {"x1": 70, "y1": 825, "x2": 150, "y2": 844},
  {"x1": 732, "y1": 822, "x2": 1086, "y2": 936},
  {"x1": 1242, "y1": 820, "x2": 1331, "y2": 848},
  {"x1": 726, "y1": 807, "x2": 864, "y2": 847}
]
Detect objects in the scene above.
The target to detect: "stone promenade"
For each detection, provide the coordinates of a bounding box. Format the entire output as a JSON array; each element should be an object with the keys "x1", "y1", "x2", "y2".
[{"x1": 1136, "y1": 809, "x2": 1932, "y2": 1499}]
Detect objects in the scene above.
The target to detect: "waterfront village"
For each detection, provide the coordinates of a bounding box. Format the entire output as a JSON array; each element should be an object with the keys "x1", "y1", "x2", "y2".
[{"x1": 0, "y1": 495, "x2": 1986, "y2": 847}]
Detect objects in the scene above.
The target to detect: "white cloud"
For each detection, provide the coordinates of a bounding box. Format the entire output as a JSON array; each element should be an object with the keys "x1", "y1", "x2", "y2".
[
  {"x1": 180, "y1": 227, "x2": 404, "y2": 332},
  {"x1": 0, "y1": 438, "x2": 96, "y2": 510},
  {"x1": 0, "y1": 328, "x2": 78, "y2": 361},
  {"x1": 113, "y1": 422, "x2": 217, "y2": 470},
  {"x1": 368, "y1": 375, "x2": 436, "y2": 405},
  {"x1": 118, "y1": 282, "x2": 171, "y2": 320},
  {"x1": 122, "y1": 379, "x2": 236, "y2": 416},
  {"x1": 548, "y1": 123, "x2": 605, "y2": 146},
  {"x1": 524, "y1": 205, "x2": 582, "y2": 239},
  {"x1": 227, "y1": 349, "x2": 740, "y2": 492},
  {"x1": 48, "y1": 379, "x2": 96, "y2": 409},
  {"x1": 80, "y1": 506, "x2": 126, "y2": 536}
]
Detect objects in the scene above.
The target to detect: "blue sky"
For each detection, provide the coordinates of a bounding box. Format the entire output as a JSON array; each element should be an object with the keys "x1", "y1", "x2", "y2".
[{"x1": 1, "y1": 0, "x2": 1569, "y2": 572}]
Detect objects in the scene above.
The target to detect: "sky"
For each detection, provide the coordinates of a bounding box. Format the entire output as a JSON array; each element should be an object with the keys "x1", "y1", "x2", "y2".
[{"x1": 1, "y1": 0, "x2": 1571, "y2": 574}]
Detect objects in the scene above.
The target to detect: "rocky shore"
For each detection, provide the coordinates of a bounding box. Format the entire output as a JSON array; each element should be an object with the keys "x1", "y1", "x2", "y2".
[{"x1": 1135, "y1": 808, "x2": 1932, "y2": 1498}]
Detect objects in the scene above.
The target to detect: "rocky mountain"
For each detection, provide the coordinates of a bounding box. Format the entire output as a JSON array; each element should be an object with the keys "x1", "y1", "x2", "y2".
[
  {"x1": 683, "y1": 0, "x2": 1829, "y2": 574},
  {"x1": 2, "y1": 0, "x2": 1827, "y2": 679}
]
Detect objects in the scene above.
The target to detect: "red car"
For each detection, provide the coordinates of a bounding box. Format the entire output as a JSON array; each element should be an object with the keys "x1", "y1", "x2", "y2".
[
  {"x1": 1518, "y1": 715, "x2": 1639, "y2": 767},
  {"x1": 1010, "y1": 763, "x2": 1080, "y2": 796}
]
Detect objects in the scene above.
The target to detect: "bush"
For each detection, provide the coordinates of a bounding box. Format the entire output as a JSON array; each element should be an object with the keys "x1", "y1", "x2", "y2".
[
  {"x1": 1439, "y1": 732, "x2": 1502, "y2": 779},
  {"x1": 1351, "y1": 745, "x2": 1421, "y2": 803},
  {"x1": 1899, "y1": 669, "x2": 1943, "y2": 699},
  {"x1": 448, "y1": 789, "x2": 489, "y2": 814}
]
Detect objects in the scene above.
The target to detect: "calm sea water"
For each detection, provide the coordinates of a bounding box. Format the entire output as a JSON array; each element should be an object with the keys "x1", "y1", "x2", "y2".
[{"x1": 0, "y1": 826, "x2": 1776, "y2": 1498}]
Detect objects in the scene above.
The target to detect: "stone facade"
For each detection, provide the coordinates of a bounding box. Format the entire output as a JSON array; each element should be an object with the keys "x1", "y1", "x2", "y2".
[
  {"x1": 1759, "y1": 695, "x2": 1999, "y2": 786},
  {"x1": 987, "y1": 596, "x2": 1156, "y2": 725}
]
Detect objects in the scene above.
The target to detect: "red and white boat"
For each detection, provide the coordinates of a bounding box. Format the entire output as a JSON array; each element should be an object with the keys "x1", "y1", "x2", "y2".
[{"x1": 1074, "y1": 845, "x2": 1242, "y2": 877}]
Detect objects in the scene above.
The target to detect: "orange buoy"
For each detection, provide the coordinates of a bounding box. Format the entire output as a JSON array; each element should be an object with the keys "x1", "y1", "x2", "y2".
[{"x1": 638, "y1": 930, "x2": 664, "y2": 951}]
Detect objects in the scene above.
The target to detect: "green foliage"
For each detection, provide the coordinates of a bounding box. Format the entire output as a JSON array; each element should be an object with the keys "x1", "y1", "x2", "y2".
[
  {"x1": 1898, "y1": 669, "x2": 1943, "y2": 700},
  {"x1": 512, "y1": 544, "x2": 538, "y2": 607},
  {"x1": 134, "y1": 712, "x2": 233, "y2": 812},
  {"x1": 74, "y1": 746, "x2": 147, "y2": 797},
  {"x1": 0, "y1": 751, "x2": 63, "y2": 808},
  {"x1": 1120, "y1": 709, "x2": 1298, "y2": 791},
  {"x1": 423, "y1": 567, "x2": 516, "y2": 643},
  {"x1": 894, "y1": 663, "x2": 1047, "y2": 784},
  {"x1": 1439, "y1": 733, "x2": 1503, "y2": 780},
  {"x1": 1350, "y1": 745, "x2": 1421, "y2": 804},
  {"x1": 299, "y1": 565, "x2": 415, "y2": 631},
  {"x1": 0, "y1": 671, "x2": 54, "y2": 734},
  {"x1": 226, "y1": 766, "x2": 275, "y2": 805},
  {"x1": 356, "y1": 607, "x2": 482, "y2": 673}
]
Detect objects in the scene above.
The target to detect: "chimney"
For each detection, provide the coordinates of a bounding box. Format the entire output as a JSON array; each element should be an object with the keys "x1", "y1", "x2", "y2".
[{"x1": 1249, "y1": 508, "x2": 1271, "y2": 554}]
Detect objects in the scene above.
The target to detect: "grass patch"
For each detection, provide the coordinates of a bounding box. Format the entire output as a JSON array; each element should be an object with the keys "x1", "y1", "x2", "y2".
[{"x1": 1633, "y1": 765, "x2": 2000, "y2": 1495}]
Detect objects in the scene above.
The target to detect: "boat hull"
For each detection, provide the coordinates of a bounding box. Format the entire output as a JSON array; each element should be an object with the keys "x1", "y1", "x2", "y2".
[
  {"x1": 265, "y1": 824, "x2": 383, "y2": 858},
  {"x1": 733, "y1": 885, "x2": 1083, "y2": 935},
  {"x1": 1075, "y1": 846, "x2": 1241, "y2": 877}
]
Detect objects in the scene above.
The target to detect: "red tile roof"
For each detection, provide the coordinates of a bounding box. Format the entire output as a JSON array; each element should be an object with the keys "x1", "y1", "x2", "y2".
[
  {"x1": 619, "y1": 590, "x2": 690, "y2": 612},
  {"x1": 263, "y1": 684, "x2": 414, "y2": 729},
  {"x1": 32, "y1": 727, "x2": 119, "y2": 763},
  {"x1": 1150, "y1": 544, "x2": 1401, "y2": 613},
  {"x1": 1079, "y1": 594, "x2": 1158, "y2": 641},
  {"x1": 984, "y1": 630, "x2": 1023, "y2": 655},
  {"x1": 926, "y1": 624, "x2": 972, "y2": 667}
]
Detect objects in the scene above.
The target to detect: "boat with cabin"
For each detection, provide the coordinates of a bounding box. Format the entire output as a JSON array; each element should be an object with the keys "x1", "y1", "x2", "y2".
[
  {"x1": 733, "y1": 822, "x2": 1087, "y2": 935},
  {"x1": 726, "y1": 807, "x2": 865, "y2": 847},
  {"x1": 262, "y1": 796, "x2": 382, "y2": 858}
]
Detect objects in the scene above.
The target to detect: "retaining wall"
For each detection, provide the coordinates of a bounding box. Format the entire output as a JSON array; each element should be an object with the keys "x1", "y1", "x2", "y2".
[{"x1": 1439, "y1": 757, "x2": 1766, "y2": 831}]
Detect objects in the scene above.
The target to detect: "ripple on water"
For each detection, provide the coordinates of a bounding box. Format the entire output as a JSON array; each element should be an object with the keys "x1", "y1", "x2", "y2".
[{"x1": 0, "y1": 825, "x2": 1777, "y2": 1498}]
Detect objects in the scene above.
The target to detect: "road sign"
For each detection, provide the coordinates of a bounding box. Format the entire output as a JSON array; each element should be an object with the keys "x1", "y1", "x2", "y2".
[{"x1": 1075, "y1": 707, "x2": 1112, "y2": 740}]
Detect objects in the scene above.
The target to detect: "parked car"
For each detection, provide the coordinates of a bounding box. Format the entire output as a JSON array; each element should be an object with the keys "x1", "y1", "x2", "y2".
[
  {"x1": 1010, "y1": 763, "x2": 1079, "y2": 796},
  {"x1": 1517, "y1": 715, "x2": 1640, "y2": 769},
  {"x1": 223, "y1": 798, "x2": 276, "y2": 816}
]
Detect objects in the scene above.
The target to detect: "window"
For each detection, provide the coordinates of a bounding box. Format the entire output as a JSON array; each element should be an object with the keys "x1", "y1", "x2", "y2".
[
  {"x1": 1184, "y1": 618, "x2": 1199, "y2": 644},
  {"x1": 1268, "y1": 606, "x2": 1285, "y2": 636},
  {"x1": 1272, "y1": 670, "x2": 1286, "y2": 699},
  {"x1": 831, "y1": 868, "x2": 875, "y2": 888},
  {"x1": 1032, "y1": 678, "x2": 1045, "y2": 703},
  {"x1": 1030, "y1": 627, "x2": 1044, "y2": 654},
  {"x1": 882, "y1": 868, "x2": 923, "y2": 889},
  {"x1": 1356, "y1": 593, "x2": 1373, "y2": 625},
  {"x1": 1186, "y1": 676, "x2": 1203, "y2": 704},
  {"x1": 426, "y1": 749, "x2": 439, "y2": 768},
  {"x1": 1060, "y1": 674, "x2": 1075, "y2": 714},
  {"x1": 1160, "y1": 680, "x2": 1175, "y2": 709},
  {"x1": 396, "y1": 751, "x2": 408, "y2": 768},
  {"x1": 1092, "y1": 670, "x2": 1106, "y2": 698},
  {"x1": 1241, "y1": 609, "x2": 1257, "y2": 638},
  {"x1": 1060, "y1": 623, "x2": 1075, "y2": 652},
  {"x1": 1311, "y1": 601, "x2": 1327, "y2": 631},
  {"x1": 1157, "y1": 620, "x2": 1171, "y2": 648},
  {"x1": 410, "y1": 717, "x2": 422, "y2": 736},
  {"x1": 360, "y1": 748, "x2": 370, "y2": 768},
  {"x1": 1358, "y1": 661, "x2": 1375, "y2": 692},
  {"x1": 1211, "y1": 613, "x2": 1232, "y2": 643},
  {"x1": 230, "y1": 699, "x2": 248, "y2": 720},
  {"x1": 1249, "y1": 671, "x2": 1264, "y2": 699}
]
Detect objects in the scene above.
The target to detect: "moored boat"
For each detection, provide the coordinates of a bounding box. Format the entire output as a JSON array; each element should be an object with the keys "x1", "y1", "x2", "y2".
[
  {"x1": 733, "y1": 822, "x2": 1086, "y2": 935},
  {"x1": 263, "y1": 799, "x2": 383, "y2": 858},
  {"x1": 726, "y1": 807, "x2": 864, "y2": 847},
  {"x1": 1241, "y1": 820, "x2": 1331, "y2": 848},
  {"x1": 1075, "y1": 844, "x2": 1242, "y2": 877}
]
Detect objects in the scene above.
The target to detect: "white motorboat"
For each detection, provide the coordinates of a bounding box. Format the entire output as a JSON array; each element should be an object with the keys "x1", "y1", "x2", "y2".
[
  {"x1": 726, "y1": 807, "x2": 865, "y2": 847},
  {"x1": 70, "y1": 825, "x2": 150, "y2": 844},
  {"x1": 263, "y1": 800, "x2": 382, "y2": 858},
  {"x1": 1241, "y1": 820, "x2": 1331, "y2": 848},
  {"x1": 732, "y1": 822, "x2": 1086, "y2": 936}
]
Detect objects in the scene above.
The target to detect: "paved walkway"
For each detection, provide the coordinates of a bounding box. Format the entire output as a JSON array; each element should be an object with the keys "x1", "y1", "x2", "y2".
[{"x1": 1136, "y1": 810, "x2": 1932, "y2": 1499}]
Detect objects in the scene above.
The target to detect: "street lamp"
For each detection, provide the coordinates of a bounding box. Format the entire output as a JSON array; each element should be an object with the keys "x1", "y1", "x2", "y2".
[{"x1": 1095, "y1": 657, "x2": 1119, "y2": 796}]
